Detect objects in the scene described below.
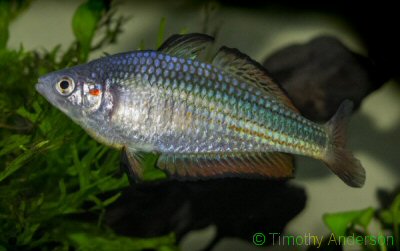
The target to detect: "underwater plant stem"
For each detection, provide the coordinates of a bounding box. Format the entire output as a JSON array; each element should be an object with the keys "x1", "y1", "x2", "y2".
[
  {"x1": 0, "y1": 123, "x2": 32, "y2": 131},
  {"x1": 379, "y1": 238, "x2": 388, "y2": 251},
  {"x1": 364, "y1": 229, "x2": 379, "y2": 251},
  {"x1": 392, "y1": 195, "x2": 400, "y2": 251},
  {"x1": 97, "y1": 208, "x2": 105, "y2": 228},
  {"x1": 0, "y1": 4, "x2": 9, "y2": 48},
  {"x1": 156, "y1": 17, "x2": 166, "y2": 48}
]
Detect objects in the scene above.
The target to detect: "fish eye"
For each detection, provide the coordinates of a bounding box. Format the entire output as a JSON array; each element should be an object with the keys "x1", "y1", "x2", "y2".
[{"x1": 55, "y1": 77, "x2": 75, "y2": 96}]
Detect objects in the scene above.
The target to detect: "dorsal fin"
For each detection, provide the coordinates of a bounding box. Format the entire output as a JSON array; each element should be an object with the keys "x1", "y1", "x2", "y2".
[
  {"x1": 158, "y1": 33, "x2": 214, "y2": 60},
  {"x1": 212, "y1": 46, "x2": 299, "y2": 113}
]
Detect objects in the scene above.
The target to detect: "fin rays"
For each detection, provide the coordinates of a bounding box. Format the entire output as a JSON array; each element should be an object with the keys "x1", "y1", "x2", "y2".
[
  {"x1": 212, "y1": 46, "x2": 299, "y2": 112},
  {"x1": 323, "y1": 100, "x2": 366, "y2": 187},
  {"x1": 157, "y1": 33, "x2": 214, "y2": 60},
  {"x1": 157, "y1": 152, "x2": 294, "y2": 179}
]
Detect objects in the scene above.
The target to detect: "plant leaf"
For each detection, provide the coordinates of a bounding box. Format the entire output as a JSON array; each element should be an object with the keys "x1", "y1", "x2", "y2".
[
  {"x1": 323, "y1": 207, "x2": 375, "y2": 237},
  {"x1": 157, "y1": 17, "x2": 166, "y2": 48},
  {"x1": 355, "y1": 207, "x2": 375, "y2": 228},
  {"x1": 72, "y1": 0, "x2": 106, "y2": 61},
  {"x1": 141, "y1": 152, "x2": 167, "y2": 181},
  {"x1": 53, "y1": 221, "x2": 177, "y2": 251},
  {"x1": 0, "y1": 1, "x2": 10, "y2": 49}
]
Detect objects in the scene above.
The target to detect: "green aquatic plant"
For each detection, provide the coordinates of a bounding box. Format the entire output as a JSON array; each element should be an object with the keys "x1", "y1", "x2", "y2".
[
  {"x1": 317, "y1": 192, "x2": 400, "y2": 251},
  {"x1": 0, "y1": 0, "x2": 177, "y2": 250}
]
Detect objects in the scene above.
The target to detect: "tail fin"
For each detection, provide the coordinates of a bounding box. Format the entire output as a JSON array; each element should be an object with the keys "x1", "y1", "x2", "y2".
[{"x1": 323, "y1": 100, "x2": 366, "y2": 187}]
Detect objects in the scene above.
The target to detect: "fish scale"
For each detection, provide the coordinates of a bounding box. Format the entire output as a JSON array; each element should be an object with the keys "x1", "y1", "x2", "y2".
[
  {"x1": 100, "y1": 50, "x2": 326, "y2": 157},
  {"x1": 36, "y1": 33, "x2": 365, "y2": 187}
]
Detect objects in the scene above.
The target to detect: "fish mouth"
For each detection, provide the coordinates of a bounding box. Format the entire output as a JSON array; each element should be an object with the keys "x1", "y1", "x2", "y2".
[
  {"x1": 35, "y1": 82, "x2": 45, "y2": 95},
  {"x1": 35, "y1": 81, "x2": 53, "y2": 105}
]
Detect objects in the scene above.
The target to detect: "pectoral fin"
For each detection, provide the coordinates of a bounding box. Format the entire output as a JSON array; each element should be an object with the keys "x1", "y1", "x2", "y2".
[
  {"x1": 120, "y1": 147, "x2": 167, "y2": 183},
  {"x1": 157, "y1": 152, "x2": 294, "y2": 180}
]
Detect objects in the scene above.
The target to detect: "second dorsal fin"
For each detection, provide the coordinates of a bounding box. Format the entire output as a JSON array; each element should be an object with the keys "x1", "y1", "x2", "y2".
[
  {"x1": 158, "y1": 33, "x2": 214, "y2": 60},
  {"x1": 212, "y1": 46, "x2": 299, "y2": 113}
]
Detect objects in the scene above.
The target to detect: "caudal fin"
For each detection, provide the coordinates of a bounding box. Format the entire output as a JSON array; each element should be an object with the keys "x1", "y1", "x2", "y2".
[{"x1": 323, "y1": 100, "x2": 366, "y2": 187}]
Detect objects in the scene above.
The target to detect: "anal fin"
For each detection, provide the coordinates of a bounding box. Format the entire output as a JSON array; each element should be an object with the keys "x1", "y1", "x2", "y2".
[{"x1": 157, "y1": 152, "x2": 294, "y2": 180}]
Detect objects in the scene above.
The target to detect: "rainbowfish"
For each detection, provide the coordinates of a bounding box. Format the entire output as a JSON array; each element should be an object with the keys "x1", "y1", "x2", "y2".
[{"x1": 36, "y1": 33, "x2": 365, "y2": 187}]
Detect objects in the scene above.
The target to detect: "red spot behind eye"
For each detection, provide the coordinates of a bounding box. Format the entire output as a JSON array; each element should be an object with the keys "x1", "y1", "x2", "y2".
[{"x1": 89, "y1": 89, "x2": 101, "y2": 96}]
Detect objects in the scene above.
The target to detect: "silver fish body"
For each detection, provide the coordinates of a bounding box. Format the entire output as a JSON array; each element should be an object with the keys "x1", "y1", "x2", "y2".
[
  {"x1": 36, "y1": 34, "x2": 365, "y2": 187},
  {"x1": 85, "y1": 51, "x2": 325, "y2": 156}
]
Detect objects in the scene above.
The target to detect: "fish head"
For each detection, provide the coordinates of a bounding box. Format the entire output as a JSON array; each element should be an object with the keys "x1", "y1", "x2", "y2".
[{"x1": 36, "y1": 65, "x2": 106, "y2": 123}]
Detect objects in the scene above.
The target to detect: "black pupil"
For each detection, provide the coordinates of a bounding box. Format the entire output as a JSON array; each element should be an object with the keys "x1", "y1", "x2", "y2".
[{"x1": 60, "y1": 80, "x2": 70, "y2": 89}]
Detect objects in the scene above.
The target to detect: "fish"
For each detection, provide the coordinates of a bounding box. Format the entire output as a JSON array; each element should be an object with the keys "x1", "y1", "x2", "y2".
[{"x1": 35, "y1": 33, "x2": 365, "y2": 187}]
